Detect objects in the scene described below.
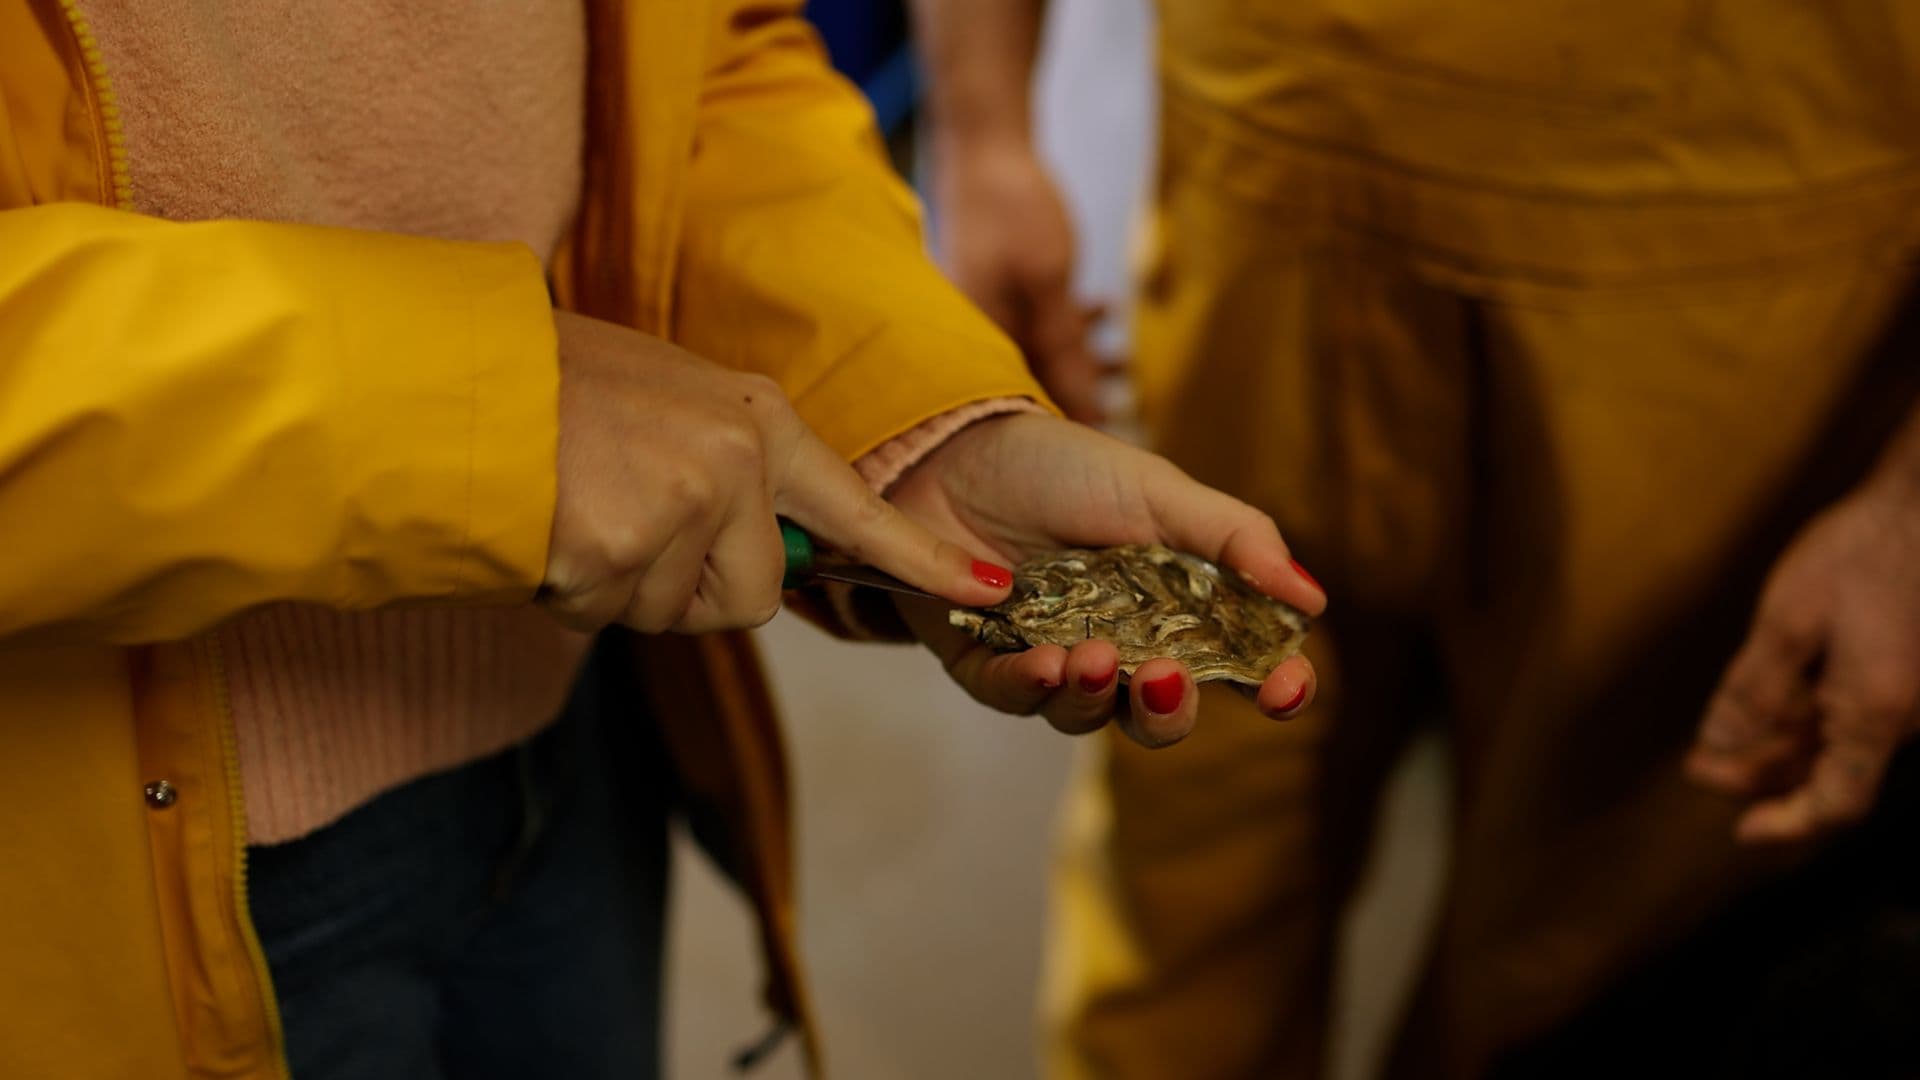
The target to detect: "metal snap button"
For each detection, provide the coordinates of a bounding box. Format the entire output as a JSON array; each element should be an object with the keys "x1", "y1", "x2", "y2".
[{"x1": 144, "y1": 780, "x2": 178, "y2": 809}]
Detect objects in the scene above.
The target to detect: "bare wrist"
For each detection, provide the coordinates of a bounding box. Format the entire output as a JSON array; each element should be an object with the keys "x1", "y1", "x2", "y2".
[
  {"x1": 911, "y1": 0, "x2": 1047, "y2": 165},
  {"x1": 926, "y1": 128, "x2": 1049, "y2": 198},
  {"x1": 927, "y1": 105, "x2": 1035, "y2": 157},
  {"x1": 919, "y1": 66, "x2": 1036, "y2": 153}
]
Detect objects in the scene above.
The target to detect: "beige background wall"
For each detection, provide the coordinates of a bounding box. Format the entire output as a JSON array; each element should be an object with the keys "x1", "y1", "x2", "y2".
[{"x1": 665, "y1": 613, "x2": 1079, "y2": 1079}]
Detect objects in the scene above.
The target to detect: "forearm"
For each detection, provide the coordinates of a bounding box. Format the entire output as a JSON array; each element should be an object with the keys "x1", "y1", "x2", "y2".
[
  {"x1": 910, "y1": 0, "x2": 1048, "y2": 148},
  {"x1": 0, "y1": 204, "x2": 556, "y2": 645}
]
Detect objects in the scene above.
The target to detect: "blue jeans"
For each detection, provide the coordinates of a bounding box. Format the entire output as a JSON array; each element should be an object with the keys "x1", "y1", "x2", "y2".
[{"x1": 246, "y1": 637, "x2": 671, "y2": 1080}]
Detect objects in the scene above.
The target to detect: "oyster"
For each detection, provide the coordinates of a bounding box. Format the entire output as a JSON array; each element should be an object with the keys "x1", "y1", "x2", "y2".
[{"x1": 949, "y1": 544, "x2": 1310, "y2": 686}]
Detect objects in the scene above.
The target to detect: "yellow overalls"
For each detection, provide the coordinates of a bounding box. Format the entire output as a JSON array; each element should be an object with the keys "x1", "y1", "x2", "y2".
[{"x1": 1050, "y1": 3, "x2": 1920, "y2": 1076}]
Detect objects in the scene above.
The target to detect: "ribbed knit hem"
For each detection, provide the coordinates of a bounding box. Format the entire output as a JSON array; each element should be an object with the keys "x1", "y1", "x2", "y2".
[{"x1": 225, "y1": 605, "x2": 591, "y2": 845}]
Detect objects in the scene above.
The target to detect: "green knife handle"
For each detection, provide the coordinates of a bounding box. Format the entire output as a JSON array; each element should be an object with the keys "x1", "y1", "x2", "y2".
[{"x1": 779, "y1": 519, "x2": 814, "y2": 589}]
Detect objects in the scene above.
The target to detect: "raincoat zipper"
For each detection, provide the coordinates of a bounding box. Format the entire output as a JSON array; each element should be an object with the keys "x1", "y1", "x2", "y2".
[
  {"x1": 203, "y1": 634, "x2": 294, "y2": 1080},
  {"x1": 48, "y1": 2, "x2": 291, "y2": 1075},
  {"x1": 51, "y1": 0, "x2": 132, "y2": 209}
]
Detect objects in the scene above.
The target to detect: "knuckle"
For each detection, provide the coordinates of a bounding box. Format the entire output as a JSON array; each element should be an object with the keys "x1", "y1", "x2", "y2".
[
  {"x1": 706, "y1": 416, "x2": 766, "y2": 470},
  {"x1": 537, "y1": 585, "x2": 596, "y2": 628},
  {"x1": 837, "y1": 493, "x2": 897, "y2": 561},
  {"x1": 591, "y1": 522, "x2": 648, "y2": 573},
  {"x1": 731, "y1": 373, "x2": 791, "y2": 420},
  {"x1": 664, "y1": 461, "x2": 720, "y2": 516},
  {"x1": 1238, "y1": 512, "x2": 1287, "y2": 556},
  {"x1": 853, "y1": 486, "x2": 892, "y2": 525}
]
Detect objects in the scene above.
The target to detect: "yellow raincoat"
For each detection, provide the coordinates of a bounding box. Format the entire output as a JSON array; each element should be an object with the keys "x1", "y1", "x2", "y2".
[{"x1": 0, "y1": 1, "x2": 1043, "y2": 1076}]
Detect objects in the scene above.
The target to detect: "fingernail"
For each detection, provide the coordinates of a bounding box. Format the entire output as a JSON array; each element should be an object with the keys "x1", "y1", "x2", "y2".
[
  {"x1": 1038, "y1": 676, "x2": 1062, "y2": 691},
  {"x1": 1140, "y1": 672, "x2": 1184, "y2": 714},
  {"x1": 972, "y1": 559, "x2": 1013, "y2": 589},
  {"x1": 1079, "y1": 668, "x2": 1115, "y2": 694},
  {"x1": 1290, "y1": 558, "x2": 1322, "y2": 594},
  {"x1": 1272, "y1": 683, "x2": 1309, "y2": 716}
]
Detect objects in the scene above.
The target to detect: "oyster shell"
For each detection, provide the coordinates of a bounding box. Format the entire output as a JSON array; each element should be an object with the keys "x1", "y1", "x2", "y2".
[{"x1": 948, "y1": 544, "x2": 1310, "y2": 686}]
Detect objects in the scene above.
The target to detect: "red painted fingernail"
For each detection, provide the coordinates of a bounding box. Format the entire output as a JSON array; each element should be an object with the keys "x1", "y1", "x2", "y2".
[
  {"x1": 972, "y1": 560, "x2": 1013, "y2": 589},
  {"x1": 1290, "y1": 558, "x2": 1322, "y2": 594},
  {"x1": 1140, "y1": 672, "x2": 1184, "y2": 714},
  {"x1": 1273, "y1": 683, "x2": 1309, "y2": 715},
  {"x1": 1079, "y1": 668, "x2": 1115, "y2": 694}
]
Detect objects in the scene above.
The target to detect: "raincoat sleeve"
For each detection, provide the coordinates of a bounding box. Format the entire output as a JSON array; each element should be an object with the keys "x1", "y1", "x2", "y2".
[
  {"x1": 0, "y1": 203, "x2": 559, "y2": 645},
  {"x1": 674, "y1": 1, "x2": 1055, "y2": 462}
]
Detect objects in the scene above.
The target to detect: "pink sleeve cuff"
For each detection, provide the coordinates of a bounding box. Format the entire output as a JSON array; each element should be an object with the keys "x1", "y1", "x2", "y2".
[{"x1": 853, "y1": 397, "x2": 1047, "y2": 494}]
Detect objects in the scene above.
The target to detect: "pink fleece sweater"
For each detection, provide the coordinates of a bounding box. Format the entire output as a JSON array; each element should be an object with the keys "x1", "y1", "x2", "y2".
[{"x1": 80, "y1": 2, "x2": 1035, "y2": 844}]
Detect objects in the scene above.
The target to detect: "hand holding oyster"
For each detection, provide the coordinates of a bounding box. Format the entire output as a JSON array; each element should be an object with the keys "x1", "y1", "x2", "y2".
[{"x1": 948, "y1": 544, "x2": 1311, "y2": 686}]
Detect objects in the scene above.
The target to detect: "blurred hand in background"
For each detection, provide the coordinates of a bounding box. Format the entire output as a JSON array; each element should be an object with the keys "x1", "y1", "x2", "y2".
[
  {"x1": 1688, "y1": 462, "x2": 1920, "y2": 845},
  {"x1": 917, "y1": 0, "x2": 1118, "y2": 425},
  {"x1": 930, "y1": 136, "x2": 1117, "y2": 424}
]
